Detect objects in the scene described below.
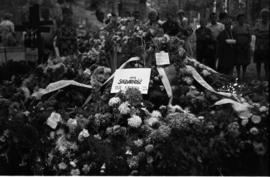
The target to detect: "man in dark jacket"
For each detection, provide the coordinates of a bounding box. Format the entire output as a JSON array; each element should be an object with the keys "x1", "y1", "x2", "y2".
[{"x1": 195, "y1": 18, "x2": 213, "y2": 63}]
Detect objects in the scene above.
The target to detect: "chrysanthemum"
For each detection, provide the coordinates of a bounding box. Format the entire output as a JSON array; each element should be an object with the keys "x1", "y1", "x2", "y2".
[
  {"x1": 125, "y1": 88, "x2": 143, "y2": 106},
  {"x1": 108, "y1": 97, "x2": 121, "y2": 107},
  {"x1": 128, "y1": 115, "x2": 142, "y2": 128},
  {"x1": 118, "y1": 101, "x2": 131, "y2": 115},
  {"x1": 150, "y1": 125, "x2": 171, "y2": 142}
]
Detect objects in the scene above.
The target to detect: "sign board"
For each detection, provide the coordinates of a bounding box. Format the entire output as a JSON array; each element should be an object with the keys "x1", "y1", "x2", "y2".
[
  {"x1": 155, "y1": 51, "x2": 170, "y2": 66},
  {"x1": 111, "y1": 68, "x2": 151, "y2": 94}
]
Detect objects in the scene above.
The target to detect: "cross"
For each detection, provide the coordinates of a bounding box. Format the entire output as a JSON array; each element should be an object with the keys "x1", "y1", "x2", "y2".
[{"x1": 15, "y1": 4, "x2": 53, "y2": 62}]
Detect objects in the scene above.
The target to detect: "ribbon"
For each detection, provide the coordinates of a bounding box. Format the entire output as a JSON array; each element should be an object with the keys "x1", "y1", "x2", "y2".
[
  {"x1": 186, "y1": 65, "x2": 239, "y2": 102},
  {"x1": 157, "y1": 67, "x2": 173, "y2": 105}
]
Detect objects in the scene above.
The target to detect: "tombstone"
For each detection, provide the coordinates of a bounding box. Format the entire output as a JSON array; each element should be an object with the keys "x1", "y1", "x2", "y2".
[{"x1": 15, "y1": 4, "x2": 53, "y2": 62}]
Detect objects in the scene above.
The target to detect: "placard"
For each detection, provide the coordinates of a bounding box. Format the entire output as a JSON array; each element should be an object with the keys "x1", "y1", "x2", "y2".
[
  {"x1": 111, "y1": 68, "x2": 151, "y2": 94},
  {"x1": 155, "y1": 51, "x2": 170, "y2": 66}
]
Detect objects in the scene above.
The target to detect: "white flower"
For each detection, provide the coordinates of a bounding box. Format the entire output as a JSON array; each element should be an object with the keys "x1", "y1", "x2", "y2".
[
  {"x1": 198, "y1": 116, "x2": 204, "y2": 120},
  {"x1": 128, "y1": 115, "x2": 142, "y2": 128},
  {"x1": 94, "y1": 134, "x2": 102, "y2": 140},
  {"x1": 250, "y1": 127, "x2": 259, "y2": 135},
  {"x1": 70, "y1": 161, "x2": 77, "y2": 167},
  {"x1": 202, "y1": 70, "x2": 211, "y2": 77},
  {"x1": 83, "y1": 68, "x2": 91, "y2": 76},
  {"x1": 108, "y1": 97, "x2": 121, "y2": 106},
  {"x1": 259, "y1": 106, "x2": 268, "y2": 113},
  {"x1": 147, "y1": 117, "x2": 159, "y2": 127},
  {"x1": 241, "y1": 119, "x2": 249, "y2": 126},
  {"x1": 78, "y1": 129, "x2": 90, "y2": 141},
  {"x1": 70, "y1": 169, "x2": 80, "y2": 176},
  {"x1": 134, "y1": 139, "x2": 143, "y2": 147},
  {"x1": 151, "y1": 110, "x2": 162, "y2": 118},
  {"x1": 118, "y1": 101, "x2": 131, "y2": 115},
  {"x1": 58, "y1": 162, "x2": 67, "y2": 170},
  {"x1": 82, "y1": 164, "x2": 90, "y2": 174},
  {"x1": 67, "y1": 118, "x2": 78, "y2": 130},
  {"x1": 46, "y1": 112, "x2": 62, "y2": 129},
  {"x1": 49, "y1": 131, "x2": 55, "y2": 139},
  {"x1": 251, "y1": 115, "x2": 261, "y2": 124}
]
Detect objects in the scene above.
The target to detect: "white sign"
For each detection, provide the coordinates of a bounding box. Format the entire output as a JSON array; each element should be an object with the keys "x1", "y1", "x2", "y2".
[
  {"x1": 111, "y1": 68, "x2": 151, "y2": 94},
  {"x1": 155, "y1": 51, "x2": 170, "y2": 66}
]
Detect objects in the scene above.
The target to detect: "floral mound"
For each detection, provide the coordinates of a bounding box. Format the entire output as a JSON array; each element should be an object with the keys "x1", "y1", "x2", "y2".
[
  {"x1": 0, "y1": 78, "x2": 269, "y2": 175},
  {"x1": 0, "y1": 16, "x2": 269, "y2": 176}
]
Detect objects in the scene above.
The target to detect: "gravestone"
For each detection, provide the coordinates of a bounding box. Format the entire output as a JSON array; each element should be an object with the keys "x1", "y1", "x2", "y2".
[{"x1": 15, "y1": 3, "x2": 53, "y2": 62}]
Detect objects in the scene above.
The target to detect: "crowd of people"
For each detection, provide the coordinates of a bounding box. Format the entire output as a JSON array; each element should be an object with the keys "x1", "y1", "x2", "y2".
[
  {"x1": 195, "y1": 9, "x2": 269, "y2": 81},
  {"x1": 0, "y1": 6, "x2": 269, "y2": 81}
]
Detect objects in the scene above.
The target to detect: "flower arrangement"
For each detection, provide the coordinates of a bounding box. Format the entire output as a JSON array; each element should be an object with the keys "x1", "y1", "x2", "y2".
[{"x1": 0, "y1": 16, "x2": 268, "y2": 176}]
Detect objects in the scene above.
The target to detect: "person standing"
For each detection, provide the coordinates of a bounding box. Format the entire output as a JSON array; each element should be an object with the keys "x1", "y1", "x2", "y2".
[
  {"x1": 233, "y1": 13, "x2": 251, "y2": 80},
  {"x1": 217, "y1": 18, "x2": 236, "y2": 75},
  {"x1": 162, "y1": 12, "x2": 180, "y2": 36},
  {"x1": 176, "y1": 10, "x2": 194, "y2": 56},
  {"x1": 206, "y1": 12, "x2": 225, "y2": 70},
  {"x1": 0, "y1": 13, "x2": 16, "y2": 46},
  {"x1": 196, "y1": 18, "x2": 213, "y2": 64},
  {"x1": 54, "y1": 7, "x2": 77, "y2": 57},
  {"x1": 253, "y1": 8, "x2": 269, "y2": 80}
]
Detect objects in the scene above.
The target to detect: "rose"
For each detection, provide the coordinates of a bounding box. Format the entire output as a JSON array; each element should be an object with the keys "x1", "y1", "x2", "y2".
[
  {"x1": 250, "y1": 127, "x2": 259, "y2": 135},
  {"x1": 241, "y1": 119, "x2": 249, "y2": 126},
  {"x1": 251, "y1": 115, "x2": 262, "y2": 124},
  {"x1": 145, "y1": 144, "x2": 154, "y2": 153}
]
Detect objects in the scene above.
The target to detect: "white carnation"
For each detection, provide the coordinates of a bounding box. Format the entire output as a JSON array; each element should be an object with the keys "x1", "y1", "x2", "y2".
[
  {"x1": 147, "y1": 117, "x2": 159, "y2": 127},
  {"x1": 78, "y1": 129, "x2": 90, "y2": 141},
  {"x1": 151, "y1": 110, "x2": 162, "y2": 118},
  {"x1": 118, "y1": 101, "x2": 131, "y2": 115},
  {"x1": 128, "y1": 115, "x2": 142, "y2": 128},
  {"x1": 108, "y1": 97, "x2": 121, "y2": 106}
]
